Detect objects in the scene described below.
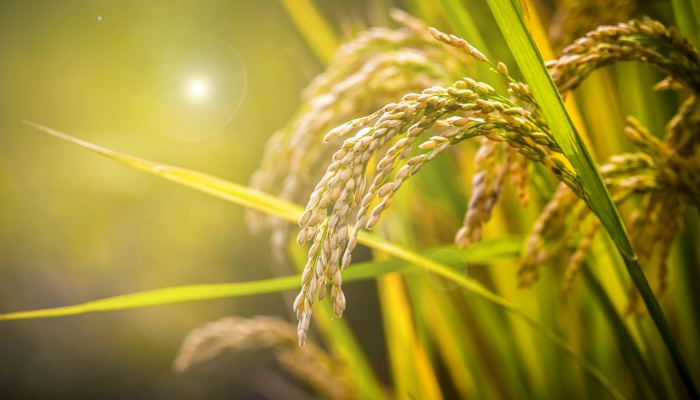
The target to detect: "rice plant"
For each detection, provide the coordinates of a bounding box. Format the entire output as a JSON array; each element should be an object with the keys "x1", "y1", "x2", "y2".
[{"x1": 3, "y1": 0, "x2": 700, "y2": 399}]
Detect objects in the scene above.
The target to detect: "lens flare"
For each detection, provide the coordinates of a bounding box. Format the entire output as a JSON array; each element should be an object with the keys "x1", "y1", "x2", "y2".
[{"x1": 186, "y1": 79, "x2": 209, "y2": 100}]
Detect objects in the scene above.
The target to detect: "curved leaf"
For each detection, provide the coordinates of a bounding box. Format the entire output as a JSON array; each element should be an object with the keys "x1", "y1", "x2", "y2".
[{"x1": 0, "y1": 239, "x2": 520, "y2": 321}]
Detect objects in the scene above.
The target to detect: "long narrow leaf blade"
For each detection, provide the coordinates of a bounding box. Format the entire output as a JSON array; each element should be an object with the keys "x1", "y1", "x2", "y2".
[
  {"x1": 0, "y1": 239, "x2": 521, "y2": 321},
  {"x1": 23, "y1": 120, "x2": 302, "y2": 221}
]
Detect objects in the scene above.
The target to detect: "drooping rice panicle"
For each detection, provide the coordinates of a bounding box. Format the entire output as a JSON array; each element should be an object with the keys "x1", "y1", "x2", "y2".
[
  {"x1": 547, "y1": 18, "x2": 700, "y2": 94},
  {"x1": 248, "y1": 11, "x2": 467, "y2": 261},
  {"x1": 563, "y1": 218, "x2": 601, "y2": 291},
  {"x1": 455, "y1": 138, "x2": 510, "y2": 248},
  {"x1": 548, "y1": 0, "x2": 636, "y2": 52},
  {"x1": 507, "y1": 145, "x2": 531, "y2": 206},
  {"x1": 175, "y1": 316, "x2": 355, "y2": 399},
  {"x1": 519, "y1": 183, "x2": 580, "y2": 287},
  {"x1": 523, "y1": 108, "x2": 699, "y2": 296},
  {"x1": 652, "y1": 196, "x2": 683, "y2": 295},
  {"x1": 293, "y1": 26, "x2": 585, "y2": 343},
  {"x1": 665, "y1": 95, "x2": 700, "y2": 155}
]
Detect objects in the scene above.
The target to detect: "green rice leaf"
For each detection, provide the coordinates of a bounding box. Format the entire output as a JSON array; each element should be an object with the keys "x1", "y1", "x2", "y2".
[
  {"x1": 0, "y1": 238, "x2": 520, "y2": 321},
  {"x1": 23, "y1": 120, "x2": 302, "y2": 222},
  {"x1": 0, "y1": 277, "x2": 299, "y2": 321},
  {"x1": 581, "y1": 263, "x2": 668, "y2": 399}
]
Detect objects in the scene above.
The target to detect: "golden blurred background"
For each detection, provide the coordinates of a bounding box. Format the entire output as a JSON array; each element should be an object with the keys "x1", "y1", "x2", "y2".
[{"x1": 0, "y1": 1, "x2": 381, "y2": 398}]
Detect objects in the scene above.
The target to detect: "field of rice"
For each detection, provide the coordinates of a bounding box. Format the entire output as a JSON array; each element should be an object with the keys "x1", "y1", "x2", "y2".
[{"x1": 0, "y1": 0, "x2": 698, "y2": 398}]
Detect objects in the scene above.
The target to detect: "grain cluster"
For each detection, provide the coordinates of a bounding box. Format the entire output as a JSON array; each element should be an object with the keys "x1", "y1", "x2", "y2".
[
  {"x1": 248, "y1": 14, "x2": 700, "y2": 343},
  {"x1": 175, "y1": 316, "x2": 355, "y2": 399}
]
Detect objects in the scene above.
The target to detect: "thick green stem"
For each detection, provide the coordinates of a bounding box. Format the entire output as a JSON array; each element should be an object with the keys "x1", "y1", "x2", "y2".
[{"x1": 624, "y1": 258, "x2": 700, "y2": 399}]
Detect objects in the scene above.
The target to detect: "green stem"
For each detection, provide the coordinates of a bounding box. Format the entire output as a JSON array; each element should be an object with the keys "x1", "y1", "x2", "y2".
[
  {"x1": 624, "y1": 258, "x2": 700, "y2": 399},
  {"x1": 582, "y1": 263, "x2": 666, "y2": 399}
]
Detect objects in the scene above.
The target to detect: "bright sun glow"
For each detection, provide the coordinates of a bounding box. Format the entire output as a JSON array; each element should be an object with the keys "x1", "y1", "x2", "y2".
[{"x1": 187, "y1": 79, "x2": 209, "y2": 101}]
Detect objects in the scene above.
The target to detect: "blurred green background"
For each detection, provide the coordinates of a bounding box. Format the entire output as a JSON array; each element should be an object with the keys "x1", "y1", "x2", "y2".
[{"x1": 0, "y1": 1, "x2": 382, "y2": 398}]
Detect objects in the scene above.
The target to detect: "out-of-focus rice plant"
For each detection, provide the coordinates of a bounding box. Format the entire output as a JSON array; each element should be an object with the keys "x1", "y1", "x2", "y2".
[{"x1": 2, "y1": 0, "x2": 700, "y2": 398}]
